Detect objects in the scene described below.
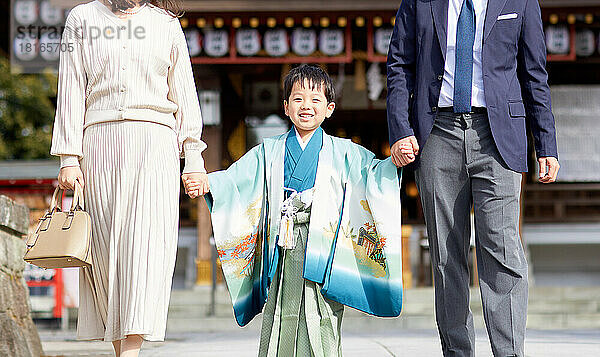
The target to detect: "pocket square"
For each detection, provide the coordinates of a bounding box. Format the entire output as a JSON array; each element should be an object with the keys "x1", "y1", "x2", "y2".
[{"x1": 497, "y1": 13, "x2": 518, "y2": 20}]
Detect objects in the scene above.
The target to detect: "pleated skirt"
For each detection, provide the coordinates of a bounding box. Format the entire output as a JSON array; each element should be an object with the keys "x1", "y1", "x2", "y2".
[{"x1": 78, "y1": 120, "x2": 180, "y2": 342}]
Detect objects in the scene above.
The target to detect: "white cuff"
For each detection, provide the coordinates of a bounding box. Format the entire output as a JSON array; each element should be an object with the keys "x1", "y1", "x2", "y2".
[
  {"x1": 182, "y1": 150, "x2": 206, "y2": 174},
  {"x1": 60, "y1": 155, "x2": 80, "y2": 168}
]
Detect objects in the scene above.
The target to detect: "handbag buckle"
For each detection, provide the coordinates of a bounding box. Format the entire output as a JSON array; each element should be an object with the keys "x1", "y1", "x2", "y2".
[
  {"x1": 62, "y1": 211, "x2": 75, "y2": 230},
  {"x1": 39, "y1": 216, "x2": 52, "y2": 232}
]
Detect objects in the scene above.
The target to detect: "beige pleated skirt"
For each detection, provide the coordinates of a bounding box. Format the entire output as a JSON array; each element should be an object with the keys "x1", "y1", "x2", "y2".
[{"x1": 78, "y1": 120, "x2": 180, "y2": 342}]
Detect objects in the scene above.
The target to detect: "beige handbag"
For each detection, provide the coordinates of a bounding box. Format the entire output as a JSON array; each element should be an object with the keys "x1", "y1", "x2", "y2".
[{"x1": 24, "y1": 181, "x2": 92, "y2": 269}]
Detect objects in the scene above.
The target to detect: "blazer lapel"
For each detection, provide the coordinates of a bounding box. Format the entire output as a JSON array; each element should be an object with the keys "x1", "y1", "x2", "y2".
[
  {"x1": 484, "y1": 0, "x2": 509, "y2": 41},
  {"x1": 431, "y1": 0, "x2": 449, "y2": 60}
]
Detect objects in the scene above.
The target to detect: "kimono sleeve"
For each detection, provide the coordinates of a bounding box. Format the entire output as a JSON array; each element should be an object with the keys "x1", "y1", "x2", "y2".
[
  {"x1": 321, "y1": 144, "x2": 403, "y2": 317},
  {"x1": 205, "y1": 144, "x2": 268, "y2": 326}
]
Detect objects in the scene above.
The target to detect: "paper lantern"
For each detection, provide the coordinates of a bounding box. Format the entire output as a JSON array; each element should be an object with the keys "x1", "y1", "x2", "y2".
[
  {"x1": 367, "y1": 63, "x2": 384, "y2": 101},
  {"x1": 184, "y1": 29, "x2": 202, "y2": 57},
  {"x1": 236, "y1": 29, "x2": 261, "y2": 56},
  {"x1": 374, "y1": 28, "x2": 394, "y2": 55},
  {"x1": 264, "y1": 29, "x2": 289, "y2": 57},
  {"x1": 319, "y1": 29, "x2": 344, "y2": 56},
  {"x1": 14, "y1": 35, "x2": 38, "y2": 61},
  {"x1": 545, "y1": 25, "x2": 570, "y2": 54},
  {"x1": 204, "y1": 29, "x2": 229, "y2": 57},
  {"x1": 292, "y1": 28, "x2": 317, "y2": 56},
  {"x1": 575, "y1": 29, "x2": 595, "y2": 57},
  {"x1": 39, "y1": 32, "x2": 60, "y2": 61},
  {"x1": 14, "y1": 0, "x2": 38, "y2": 25},
  {"x1": 40, "y1": 0, "x2": 63, "y2": 25}
]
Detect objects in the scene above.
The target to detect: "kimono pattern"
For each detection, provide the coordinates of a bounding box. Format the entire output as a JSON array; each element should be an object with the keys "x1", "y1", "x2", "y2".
[{"x1": 206, "y1": 130, "x2": 403, "y2": 327}]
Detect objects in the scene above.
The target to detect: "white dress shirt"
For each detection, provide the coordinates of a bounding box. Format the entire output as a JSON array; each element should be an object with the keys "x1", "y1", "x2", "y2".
[
  {"x1": 295, "y1": 127, "x2": 315, "y2": 150},
  {"x1": 438, "y1": 0, "x2": 488, "y2": 108}
]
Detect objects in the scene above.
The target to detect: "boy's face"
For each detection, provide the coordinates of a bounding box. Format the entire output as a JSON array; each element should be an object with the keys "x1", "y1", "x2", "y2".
[{"x1": 284, "y1": 79, "x2": 335, "y2": 137}]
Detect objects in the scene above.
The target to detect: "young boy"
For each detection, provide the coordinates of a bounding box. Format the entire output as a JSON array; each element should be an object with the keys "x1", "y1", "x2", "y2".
[{"x1": 187, "y1": 65, "x2": 403, "y2": 356}]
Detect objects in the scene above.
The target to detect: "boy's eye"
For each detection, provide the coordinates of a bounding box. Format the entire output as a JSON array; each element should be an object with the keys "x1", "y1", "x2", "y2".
[
  {"x1": 293, "y1": 98, "x2": 302, "y2": 102},
  {"x1": 312, "y1": 98, "x2": 321, "y2": 103}
]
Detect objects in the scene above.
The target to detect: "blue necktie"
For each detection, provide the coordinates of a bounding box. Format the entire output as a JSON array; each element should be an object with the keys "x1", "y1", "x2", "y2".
[{"x1": 454, "y1": 0, "x2": 475, "y2": 113}]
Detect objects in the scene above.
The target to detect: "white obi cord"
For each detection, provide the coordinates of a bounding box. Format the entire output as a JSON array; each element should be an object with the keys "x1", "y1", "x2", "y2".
[{"x1": 277, "y1": 188, "x2": 314, "y2": 249}]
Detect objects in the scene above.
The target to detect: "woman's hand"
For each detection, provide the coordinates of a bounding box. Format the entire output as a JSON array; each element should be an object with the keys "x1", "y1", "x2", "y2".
[
  {"x1": 58, "y1": 166, "x2": 85, "y2": 190},
  {"x1": 181, "y1": 172, "x2": 210, "y2": 199}
]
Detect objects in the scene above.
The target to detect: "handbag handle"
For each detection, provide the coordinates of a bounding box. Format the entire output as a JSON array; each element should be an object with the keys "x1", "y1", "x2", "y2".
[
  {"x1": 69, "y1": 180, "x2": 85, "y2": 211},
  {"x1": 48, "y1": 179, "x2": 85, "y2": 214},
  {"x1": 49, "y1": 187, "x2": 64, "y2": 213}
]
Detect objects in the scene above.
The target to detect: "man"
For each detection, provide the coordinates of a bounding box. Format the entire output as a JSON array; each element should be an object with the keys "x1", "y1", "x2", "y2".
[{"x1": 386, "y1": 0, "x2": 559, "y2": 356}]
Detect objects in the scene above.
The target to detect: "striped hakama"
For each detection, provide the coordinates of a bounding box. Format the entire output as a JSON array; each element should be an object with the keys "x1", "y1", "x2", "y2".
[{"x1": 259, "y1": 196, "x2": 344, "y2": 357}]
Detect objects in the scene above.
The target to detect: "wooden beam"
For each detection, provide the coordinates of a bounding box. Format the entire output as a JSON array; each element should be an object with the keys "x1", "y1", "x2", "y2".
[
  {"x1": 50, "y1": 0, "x2": 398, "y2": 11},
  {"x1": 50, "y1": 0, "x2": 600, "y2": 11}
]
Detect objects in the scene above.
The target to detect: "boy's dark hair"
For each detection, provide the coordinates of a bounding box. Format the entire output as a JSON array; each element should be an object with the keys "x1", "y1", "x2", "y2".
[{"x1": 283, "y1": 64, "x2": 336, "y2": 103}]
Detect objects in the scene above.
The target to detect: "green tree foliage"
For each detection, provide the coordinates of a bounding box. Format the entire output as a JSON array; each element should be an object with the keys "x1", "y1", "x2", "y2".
[{"x1": 0, "y1": 57, "x2": 57, "y2": 159}]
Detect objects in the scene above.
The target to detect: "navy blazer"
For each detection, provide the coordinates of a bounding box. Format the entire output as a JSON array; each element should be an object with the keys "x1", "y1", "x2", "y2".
[{"x1": 386, "y1": 0, "x2": 558, "y2": 172}]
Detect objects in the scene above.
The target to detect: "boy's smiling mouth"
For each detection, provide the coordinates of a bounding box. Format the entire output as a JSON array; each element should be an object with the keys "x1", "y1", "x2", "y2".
[{"x1": 299, "y1": 113, "x2": 314, "y2": 119}]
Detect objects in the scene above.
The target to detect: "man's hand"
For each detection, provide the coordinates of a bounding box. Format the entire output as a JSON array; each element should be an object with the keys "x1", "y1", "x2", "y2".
[
  {"x1": 538, "y1": 157, "x2": 559, "y2": 183},
  {"x1": 391, "y1": 136, "x2": 420, "y2": 167},
  {"x1": 181, "y1": 172, "x2": 210, "y2": 199},
  {"x1": 58, "y1": 166, "x2": 85, "y2": 190}
]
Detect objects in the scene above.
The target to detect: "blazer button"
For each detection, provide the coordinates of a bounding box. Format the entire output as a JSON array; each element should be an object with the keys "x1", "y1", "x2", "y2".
[
  {"x1": 432, "y1": 106, "x2": 437, "y2": 112},
  {"x1": 437, "y1": 75, "x2": 443, "y2": 81}
]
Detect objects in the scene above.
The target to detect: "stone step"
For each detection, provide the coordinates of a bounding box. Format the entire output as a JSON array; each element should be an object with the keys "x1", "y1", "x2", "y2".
[
  {"x1": 165, "y1": 286, "x2": 600, "y2": 331},
  {"x1": 169, "y1": 286, "x2": 600, "y2": 312}
]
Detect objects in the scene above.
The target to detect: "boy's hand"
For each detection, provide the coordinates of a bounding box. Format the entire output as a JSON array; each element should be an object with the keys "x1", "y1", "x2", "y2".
[
  {"x1": 391, "y1": 136, "x2": 419, "y2": 167},
  {"x1": 182, "y1": 173, "x2": 210, "y2": 199}
]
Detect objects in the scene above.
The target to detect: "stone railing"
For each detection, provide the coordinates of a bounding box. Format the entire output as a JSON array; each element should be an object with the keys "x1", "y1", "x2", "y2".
[{"x1": 0, "y1": 195, "x2": 43, "y2": 357}]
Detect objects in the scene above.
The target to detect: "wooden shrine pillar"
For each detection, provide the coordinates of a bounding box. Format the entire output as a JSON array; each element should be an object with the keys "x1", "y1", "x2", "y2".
[{"x1": 196, "y1": 126, "x2": 222, "y2": 285}]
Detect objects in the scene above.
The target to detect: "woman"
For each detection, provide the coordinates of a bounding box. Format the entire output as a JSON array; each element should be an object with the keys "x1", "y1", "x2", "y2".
[{"x1": 51, "y1": 1, "x2": 209, "y2": 356}]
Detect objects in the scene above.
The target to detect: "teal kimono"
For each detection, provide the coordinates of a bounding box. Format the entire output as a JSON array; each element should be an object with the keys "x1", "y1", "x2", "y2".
[{"x1": 206, "y1": 129, "x2": 403, "y2": 356}]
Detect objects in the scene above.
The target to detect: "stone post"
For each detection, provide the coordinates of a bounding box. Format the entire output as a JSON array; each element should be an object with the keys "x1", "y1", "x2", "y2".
[{"x1": 0, "y1": 195, "x2": 44, "y2": 357}]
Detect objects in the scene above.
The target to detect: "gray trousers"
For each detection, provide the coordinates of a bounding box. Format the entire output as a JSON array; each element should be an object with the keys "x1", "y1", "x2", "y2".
[{"x1": 415, "y1": 112, "x2": 528, "y2": 357}]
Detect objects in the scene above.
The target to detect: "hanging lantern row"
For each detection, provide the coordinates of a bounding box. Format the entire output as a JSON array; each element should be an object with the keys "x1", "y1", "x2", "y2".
[
  {"x1": 184, "y1": 27, "x2": 347, "y2": 58},
  {"x1": 13, "y1": 0, "x2": 64, "y2": 26},
  {"x1": 184, "y1": 26, "x2": 395, "y2": 59},
  {"x1": 546, "y1": 26, "x2": 600, "y2": 57}
]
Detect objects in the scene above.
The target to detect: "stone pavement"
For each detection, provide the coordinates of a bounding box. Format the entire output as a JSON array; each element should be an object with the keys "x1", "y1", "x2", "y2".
[
  {"x1": 38, "y1": 285, "x2": 600, "y2": 356},
  {"x1": 40, "y1": 327, "x2": 600, "y2": 356}
]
